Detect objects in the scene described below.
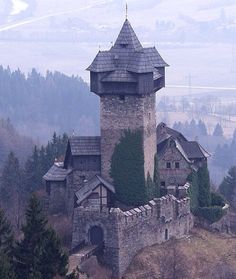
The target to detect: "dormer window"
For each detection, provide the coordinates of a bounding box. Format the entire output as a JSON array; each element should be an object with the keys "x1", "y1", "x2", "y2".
[{"x1": 120, "y1": 44, "x2": 127, "y2": 48}]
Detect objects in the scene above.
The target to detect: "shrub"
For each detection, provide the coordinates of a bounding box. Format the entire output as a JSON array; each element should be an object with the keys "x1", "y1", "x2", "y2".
[
  {"x1": 211, "y1": 192, "x2": 225, "y2": 207},
  {"x1": 196, "y1": 206, "x2": 224, "y2": 224}
]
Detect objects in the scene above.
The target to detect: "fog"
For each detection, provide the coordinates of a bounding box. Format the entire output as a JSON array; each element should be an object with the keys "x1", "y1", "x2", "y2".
[
  {"x1": 0, "y1": 0, "x2": 236, "y2": 94},
  {"x1": 0, "y1": 0, "x2": 235, "y2": 184}
]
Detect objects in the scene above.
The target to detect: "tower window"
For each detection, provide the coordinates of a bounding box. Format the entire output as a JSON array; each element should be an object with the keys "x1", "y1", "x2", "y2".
[
  {"x1": 166, "y1": 162, "x2": 171, "y2": 169},
  {"x1": 148, "y1": 112, "x2": 151, "y2": 120},
  {"x1": 175, "y1": 162, "x2": 180, "y2": 169},
  {"x1": 119, "y1": 95, "x2": 125, "y2": 101}
]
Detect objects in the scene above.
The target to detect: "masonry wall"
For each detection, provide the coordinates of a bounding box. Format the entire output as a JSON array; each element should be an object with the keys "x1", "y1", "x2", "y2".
[
  {"x1": 72, "y1": 195, "x2": 193, "y2": 278},
  {"x1": 100, "y1": 93, "x2": 156, "y2": 182},
  {"x1": 158, "y1": 145, "x2": 192, "y2": 186},
  {"x1": 49, "y1": 181, "x2": 67, "y2": 214}
]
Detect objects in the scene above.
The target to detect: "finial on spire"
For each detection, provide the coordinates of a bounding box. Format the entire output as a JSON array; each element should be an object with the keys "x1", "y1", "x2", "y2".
[{"x1": 126, "y1": 3, "x2": 128, "y2": 19}]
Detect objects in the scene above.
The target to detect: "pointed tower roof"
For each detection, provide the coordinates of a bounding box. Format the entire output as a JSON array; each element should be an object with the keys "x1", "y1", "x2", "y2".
[
  {"x1": 87, "y1": 19, "x2": 168, "y2": 74},
  {"x1": 113, "y1": 19, "x2": 143, "y2": 52}
]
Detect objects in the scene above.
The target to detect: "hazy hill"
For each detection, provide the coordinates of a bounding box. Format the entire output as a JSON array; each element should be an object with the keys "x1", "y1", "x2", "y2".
[{"x1": 0, "y1": 66, "x2": 99, "y2": 142}]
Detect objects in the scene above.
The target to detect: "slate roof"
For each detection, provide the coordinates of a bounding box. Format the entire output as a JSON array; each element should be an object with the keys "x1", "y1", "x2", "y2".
[
  {"x1": 156, "y1": 122, "x2": 187, "y2": 145},
  {"x1": 157, "y1": 123, "x2": 210, "y2": 162},
  {"x1": 43, "y1": 164, "x2": 72, "y2": 182},
  {"x1": 75, "y1": 175, "x2": 115, "y2": 205},
  {"x1": 69, "y1": 136, "x2": 101, "y2": 156},
  {"x1": 180, "y1": 141, "x2": 210, "y2": 159},
  {"x1": 87, "y1": 19, "x2": 168, "y2": 74}
]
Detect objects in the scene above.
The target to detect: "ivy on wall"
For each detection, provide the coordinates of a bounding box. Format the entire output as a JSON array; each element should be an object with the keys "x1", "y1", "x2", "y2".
[
  {"x1": 187, "y1": 171, "x2": 199, "y2": 213},
  {"x1": 110, "y1": 130, "x2": 147, "y2": 206}
]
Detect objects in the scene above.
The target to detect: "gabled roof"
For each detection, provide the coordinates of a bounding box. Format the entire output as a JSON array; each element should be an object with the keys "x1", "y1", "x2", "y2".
[
  {"x1": 68, "y1": 136, "x2": 101, "y2": 156},
  {"x1": 87, "y1": 19, "x2": 168, "y2": 74},
  {"x1": 157, "y1": 122, "x2": 187, "y2": 145},
  {"x1": 75, "y1": 175, "x2": 115, "y2": 205},
  {"x1": 180, "y1": 141, "x2": 210, "y2": 159},
  {"x1": 157, "y1": 138, "x2": 192, "y2": 164},
  {"x1": 157, "y1": 123, "x2": 210, "y2": 162},
  {"x1": 43, "y1": 164, "x2": 72, "y2": 182}
]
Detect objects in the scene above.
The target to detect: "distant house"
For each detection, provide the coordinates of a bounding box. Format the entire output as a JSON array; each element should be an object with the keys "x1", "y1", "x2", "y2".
[{"x1": 156, "y1": 122, "x2": 210, "y2": 194}]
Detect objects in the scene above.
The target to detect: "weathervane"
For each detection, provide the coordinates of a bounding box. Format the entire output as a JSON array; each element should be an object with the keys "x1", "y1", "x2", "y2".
[{"x1": 126, "y1": 3, "x2": 128, "y2": 19}]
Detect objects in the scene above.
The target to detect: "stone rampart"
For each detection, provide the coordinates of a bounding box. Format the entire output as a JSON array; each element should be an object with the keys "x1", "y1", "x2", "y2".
[{"x1": 72, "y1": 195, "x2": 193, "y2": 278}]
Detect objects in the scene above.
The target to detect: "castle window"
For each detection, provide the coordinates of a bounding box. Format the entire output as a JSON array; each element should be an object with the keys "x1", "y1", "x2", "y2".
[
  {"x1": 148, "y1": 112, "x2": 151, "y2": 120},
  {"x1": 166, "y1": 162, "x2": 171, "y2": 169},
  {"x1": 175, "y1": 162, "x2": 180, "y2": 169},
  {"x1": 161, "y1": 181, "x2": 165, "y2": 187},
  {"x1": 119, "y1": 95, "x2": 125, "y2": 101}
]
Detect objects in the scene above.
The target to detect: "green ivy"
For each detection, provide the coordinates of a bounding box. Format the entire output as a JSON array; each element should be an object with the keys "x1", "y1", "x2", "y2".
[
  {"x1": 153, "y1": 154, "x2": 160, "y2": 198},
  {"x1": 187, "y1": 171, "x2": 199, "y2": 213},
  {"x1": 110, "y1": 130, "x2": 147, "y2": 206}
]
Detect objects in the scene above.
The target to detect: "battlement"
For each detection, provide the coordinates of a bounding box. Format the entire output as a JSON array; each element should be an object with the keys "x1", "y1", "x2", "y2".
[{"x1": 108, "y1": 195, "x2": 191, "y2": 225}]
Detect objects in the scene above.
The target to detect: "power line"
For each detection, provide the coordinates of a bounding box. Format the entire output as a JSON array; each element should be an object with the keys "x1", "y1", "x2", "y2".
[{"x1": 166, "y1": 85, "x2": 236, "y2": 91}]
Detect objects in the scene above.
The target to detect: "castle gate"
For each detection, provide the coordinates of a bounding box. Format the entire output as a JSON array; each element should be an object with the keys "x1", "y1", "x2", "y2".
[{"x1": 89, "y1": 226, "x2": 104, "y2": 245}]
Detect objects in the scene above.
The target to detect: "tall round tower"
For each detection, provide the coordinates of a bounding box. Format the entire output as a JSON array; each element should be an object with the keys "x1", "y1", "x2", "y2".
[{"x1": 87, "y1": 19, "x2": 168, "y2": 181}]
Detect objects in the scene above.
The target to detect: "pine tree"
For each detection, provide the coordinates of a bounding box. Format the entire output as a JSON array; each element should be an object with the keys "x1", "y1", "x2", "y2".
[
  {"x1": 0, "y1": 209, "x2": 14, "y2": 256},
  {"x1": 15, "y1": 195, "x2": 68, "y2": 279},
  {"x1": 198, "y1": 120, "x2": 208, "y2": 136},
  {"x1": 197, "y1": 166, "x2": 211, "y2": 207},
  {"x1": 40, "y1": 228, "x2": 68, "y2": 279},
  {"x1": 1, "y1": 152, "x2": 22, "y2": 202},
  {"x1": 213, "y1": 123, "x2": 224, "y2": 137},
  {"x1": 0, "y1": 209, "x2": 15, "y2": 278},
  {"x1": 219, "y1": 166, "x2": 236, "y2": 204},
  {"x1": 0, "y1": 252, "x2": 15, "y2": 279}
]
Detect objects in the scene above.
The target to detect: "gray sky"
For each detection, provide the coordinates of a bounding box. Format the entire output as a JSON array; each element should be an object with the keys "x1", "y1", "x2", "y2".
[{"x1": 0, "y1": 0, "x2": 236, "y2": 96}]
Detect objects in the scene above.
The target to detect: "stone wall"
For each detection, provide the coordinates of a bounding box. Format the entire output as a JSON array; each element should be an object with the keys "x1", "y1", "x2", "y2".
[
  {"x1": 158, "y1": 144, "x2": 192, "y2": 186},
  {"x1": 66, "y1": 170, "x2": 101, "y2": 217},
  {"x1": 72, "y1": 195, "x2": 193, "y2": 278},
  {"x1": 100, "y1": 93, "x2": 156, "y2": 182},
  {"x1": 49, "y1": 181, "x2": 67, "y2": 214}
]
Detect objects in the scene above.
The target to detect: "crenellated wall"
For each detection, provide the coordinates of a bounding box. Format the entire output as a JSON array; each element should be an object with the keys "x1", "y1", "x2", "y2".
[{"x1": 72, "y1": 195, "x2": 193, "y2": 278}]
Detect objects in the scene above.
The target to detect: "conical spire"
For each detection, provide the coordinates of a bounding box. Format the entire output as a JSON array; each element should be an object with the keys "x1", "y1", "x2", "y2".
[{"x1": 113, "y1": 19, "x2": 143, "y2": 52}]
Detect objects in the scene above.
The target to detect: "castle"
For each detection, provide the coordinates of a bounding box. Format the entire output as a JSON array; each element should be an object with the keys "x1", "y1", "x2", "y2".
[{"x1": 43, "y1": 19, "x2": 195, "y2": 278}]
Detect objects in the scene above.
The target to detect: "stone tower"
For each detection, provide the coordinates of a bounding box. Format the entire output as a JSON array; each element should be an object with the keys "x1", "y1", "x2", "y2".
[{"x1": 88, "y1": 19, "x2": 168, "y2": 181}]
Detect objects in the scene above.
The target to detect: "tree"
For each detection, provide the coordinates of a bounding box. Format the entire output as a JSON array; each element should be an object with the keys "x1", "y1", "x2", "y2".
[
  {"x1": 0, "y1": 209, "x2": 15, "y2": 278},
  {"x1": 198, "y1": 120, "x2": 208, "y2": 136},
  {"x1": 219, "y1": 166, "x2": 236, "y2": 204},
  {"x1": 197, "y1": 165, "x2": 211, "y2": 207},
  {"x1": 0, "y1": 252, "x2": 15, "y2": 279},
  {"x1": 0, "y1": 209, "x2": 14, "y2": 256},
  {"x1": 213, "y1": 123, "x2": 224, "y2": 137},
  {"x1": 15, "y1": 195, "x2": 68, "y2": 279},
  {"x1": 110, "y1": 130, "x2": 147, "y2": 206},
  {"x1": 1, "y1": 152, "x2": 22, "y2": 202},
  {"x1": 1, "y1": 152, "x2": 22, "y2": 230}
]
